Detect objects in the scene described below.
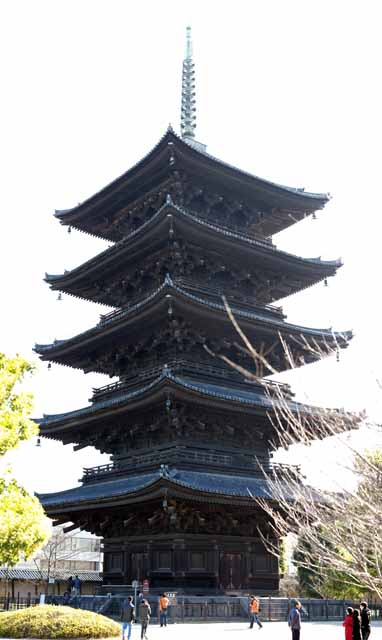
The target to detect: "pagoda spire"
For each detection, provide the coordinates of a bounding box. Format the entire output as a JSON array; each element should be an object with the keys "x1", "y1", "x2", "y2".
[{"x1": 180, "y1": 26, "x2": 197, "y2": 140}]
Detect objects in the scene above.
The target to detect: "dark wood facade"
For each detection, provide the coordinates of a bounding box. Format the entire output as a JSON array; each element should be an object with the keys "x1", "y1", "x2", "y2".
[{"x1": 36, "y1": 129, "x2": 350, "y2": 593}]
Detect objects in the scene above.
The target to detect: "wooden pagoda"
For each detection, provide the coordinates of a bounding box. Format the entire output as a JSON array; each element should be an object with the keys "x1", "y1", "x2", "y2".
[{"x1": 36, "y1": 29, "x2": 350, "y2": 593}]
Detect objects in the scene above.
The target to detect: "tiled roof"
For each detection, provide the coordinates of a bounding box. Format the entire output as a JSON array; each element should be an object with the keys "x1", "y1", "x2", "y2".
[
  {"x1": 54, "y1": 128, "x2": 329, "y2": 227},
  {"x1": 0, "y1": 568, "x2": 101, "y2": 581},
  {"x1": 37, "y1": 369, "x2": 311, "y2": 426},
  {"x1": 35, "y1": 274, "x2": 351, "y2": 356},
  {"x1": 46, "y1": 199, "x2": 340, "y2": 286},
  {"x1": 37, "y1": 467, "x2": 283, "y2": 509}
]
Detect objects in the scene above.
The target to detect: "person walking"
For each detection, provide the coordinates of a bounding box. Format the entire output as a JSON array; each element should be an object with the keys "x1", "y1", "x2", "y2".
[
  {"x1": 249, "y1": 596, "x2": 263, "y2": 629},
  {"x1": 360, "y1": 602, "x2": 371, "y2": 640},
  {"x1": 67, "y1": 576, "x2": 74, "y2": 594},
  {"x1": 121, "y1": 596, "x2": 135, "y2": 640},
  {"x1": 73, "y1": 575, "x2": 81, "y2": 596},
  {"x1": 288, "y1": 600, "x2": 302, "y2": 640},
  {"x1": 158, "y1": 593, "x2": 169, "y2": 627},
  {"x1": 139, "y1": 599, "x2": 151, "y2": 640},
  {"x1": 343, "y1": 607, "x2": 354, "y2": 640},
  {"x1": 352, "y1": 609, "x2": 362, "y2": 640}
]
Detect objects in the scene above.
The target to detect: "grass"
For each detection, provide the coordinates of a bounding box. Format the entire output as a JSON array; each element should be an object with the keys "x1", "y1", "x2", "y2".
[{"x1": 0, "y1": 604, "x2": 121, "y2": 638}]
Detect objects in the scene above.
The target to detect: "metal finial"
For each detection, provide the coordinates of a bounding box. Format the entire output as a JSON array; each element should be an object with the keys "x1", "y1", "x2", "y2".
[
  {"x1": 181, "y1": 26, "x2": 196, "y2": 140},
  {"x1": 186, "y1": 25, "x2": 193, "y2": 59}
]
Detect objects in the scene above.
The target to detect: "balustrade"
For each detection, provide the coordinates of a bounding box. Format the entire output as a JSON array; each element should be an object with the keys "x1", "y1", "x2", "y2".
[
  {"x1": 82, "y1": 449, "x2": 299, "y2": 483},
  {"x1": 98, "y1": 279, "x2": 283, "y2": 326},
  {"x1": 91, "y1": 359, "x2": 250, "y2": 402}
]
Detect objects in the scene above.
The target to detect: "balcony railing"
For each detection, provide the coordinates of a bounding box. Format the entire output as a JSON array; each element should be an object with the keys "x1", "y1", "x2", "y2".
[
  {"x1": 82, "y1": 448, "x2": 300, "y2": 484},
  {"x1": 91, "y1": 358, "x2": 292, "y2": 404},
  {"x1": 98, "y1": 280, "x2": 283, "y2": 326},
  {"x1": 174, "y1": 278, "x2": 284, "y2": 317},
  {"x1": 90, "y1": 359, "x2": 257, "y2": 402}
]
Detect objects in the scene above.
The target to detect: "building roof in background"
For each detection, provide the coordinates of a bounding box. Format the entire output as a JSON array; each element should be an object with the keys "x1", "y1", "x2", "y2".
[{"x1": 0, "y1": 568, "x2": 102, "y2": 582}]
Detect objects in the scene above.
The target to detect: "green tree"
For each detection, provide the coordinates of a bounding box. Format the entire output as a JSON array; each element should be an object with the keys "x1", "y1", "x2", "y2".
[
  {"x1": 0, "y1": 353, "x2": 50, "y2": 566},
  {"x1": 279, "y1": 538, "x2": 287, "y2": 575},
  {"x1": 294, "y1": 535, "x2": 365, "y2": 599}
]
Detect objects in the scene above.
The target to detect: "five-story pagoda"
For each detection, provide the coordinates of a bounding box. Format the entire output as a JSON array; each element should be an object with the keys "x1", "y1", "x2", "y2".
[{"x1": 36, "y1": 29, "x2": 350, "y2": 593}]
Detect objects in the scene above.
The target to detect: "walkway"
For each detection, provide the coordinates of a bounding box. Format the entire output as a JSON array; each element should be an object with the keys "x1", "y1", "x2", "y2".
[{"x1": 133, "y1": 620, "x2": 382, "y2": 639}]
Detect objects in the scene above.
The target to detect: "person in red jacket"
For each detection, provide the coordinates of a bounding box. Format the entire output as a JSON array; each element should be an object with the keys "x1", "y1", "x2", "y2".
[{"x1": 343, "y1": 607, "x2": 354, "y2": 640}]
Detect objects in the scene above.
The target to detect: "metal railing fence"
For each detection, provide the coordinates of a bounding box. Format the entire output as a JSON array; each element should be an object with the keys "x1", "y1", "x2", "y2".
[{"x1": 0, "y1": 594, "x2": 381, "y2": 622}]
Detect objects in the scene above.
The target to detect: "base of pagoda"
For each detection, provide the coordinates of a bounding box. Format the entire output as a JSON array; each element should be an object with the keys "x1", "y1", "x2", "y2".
[{"x1": 102, "y1": 533, "x2": 280, "y2": 593}]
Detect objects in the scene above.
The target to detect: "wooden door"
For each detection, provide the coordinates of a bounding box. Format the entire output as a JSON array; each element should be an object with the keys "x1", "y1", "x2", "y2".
[{"x1": 219, "y1": 552, "x2": 242, "y2": 590}]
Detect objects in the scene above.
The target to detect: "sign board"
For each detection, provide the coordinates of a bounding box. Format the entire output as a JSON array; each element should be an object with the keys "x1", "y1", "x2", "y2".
[
  {"x1": 132, "y1": 580, "x2": 139, "y2": 589},
  {"x1": 142, "y1": 579, "x2": 149, "y2": 594},
  {"x1": 48, "y1": 577, "x2": 55, "y2": 584},
  {"x1": 166, "y1": 592, "x2": 177, "y2": 602}
]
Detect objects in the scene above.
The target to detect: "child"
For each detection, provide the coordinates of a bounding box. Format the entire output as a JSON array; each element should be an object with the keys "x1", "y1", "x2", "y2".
[{"x1": 342, "y1": 606, "x2": 353, "y2": 640}]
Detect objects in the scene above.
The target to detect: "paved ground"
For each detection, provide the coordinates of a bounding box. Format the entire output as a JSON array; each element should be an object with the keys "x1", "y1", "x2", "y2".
[{"x1": 125, "y1": 620, "x2": 382, "y2": 640}]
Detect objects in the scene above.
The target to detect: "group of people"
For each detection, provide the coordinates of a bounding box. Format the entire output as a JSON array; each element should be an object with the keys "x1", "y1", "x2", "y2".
[
  {"x1": 66, "y1": 574, "x2": 82, "y2": 596},
  {"x1": 249, "y1": 596, "x2": 307, "y2": 637},
  {"x1": 120, "y1": 593, "x2": 373, "y2": 640},
  {"x1": 343, "y1": 603, "x2": 371, "y2": 640},
  {"x1": 288, "y1": 599, "x2": 372, "y2": 640},
  {"x1": 121, "y1": 592, "x2": 169, "y2": 640}
]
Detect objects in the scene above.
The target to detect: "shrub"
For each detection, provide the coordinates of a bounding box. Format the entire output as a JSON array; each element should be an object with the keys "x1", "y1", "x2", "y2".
[{"x1": 0, "y1": 605, "x2": 121, "y2": 638}]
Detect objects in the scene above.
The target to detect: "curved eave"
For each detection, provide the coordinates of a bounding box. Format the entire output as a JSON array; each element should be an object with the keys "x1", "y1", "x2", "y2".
[
  {"x1": 54, "y1": 127, "x2": 175, "y2": 224},
  {"x1": 34, "y1": 277, "x2": 352, "y2": 364},
  {"x1": 37, "y1": 467, "x2": 287, "y2": 512},
  {"x1": 54, "y1": 129, "x2": 329, "y2": 237},
  {"x1": 37, "y1": 370, "x2": 320, "y2": 435},
  {"x1": 45, "y1": 201, "x2": 341, "y2": 295}
]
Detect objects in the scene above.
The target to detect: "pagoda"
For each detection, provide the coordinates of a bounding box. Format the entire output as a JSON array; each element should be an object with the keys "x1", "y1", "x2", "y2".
[{"x1": 36, "y1": 28, "x2": 350, "y2": 593}]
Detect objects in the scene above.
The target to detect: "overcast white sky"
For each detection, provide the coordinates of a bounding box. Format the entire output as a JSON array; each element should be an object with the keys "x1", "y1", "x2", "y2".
[{"x1": 1, "y1": 0, "x2": 381, "y2": 495}]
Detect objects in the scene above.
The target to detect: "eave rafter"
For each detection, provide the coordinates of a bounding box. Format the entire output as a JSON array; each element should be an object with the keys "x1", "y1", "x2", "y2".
[
  {"x1": 54, "y1": 130, "x2": 329, "y2": 240},
  {"x1": 46, "y1": 199, "x2": 341, "y2": 306},
  {"x1": 37, "y1": 368, "x2": 316, "y2": 436},
  {"x1": 37, "y1": 471, "x2": 274, "y2": 514}
]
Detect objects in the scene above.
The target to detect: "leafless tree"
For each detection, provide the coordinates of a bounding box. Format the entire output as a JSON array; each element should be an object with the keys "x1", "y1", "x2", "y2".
[
  {"x1": 220, "y1": 298, "x2": 382, "y2": 599},
  {"x1": 33, "y1": 526, "x2": 87, "y2": 594}
]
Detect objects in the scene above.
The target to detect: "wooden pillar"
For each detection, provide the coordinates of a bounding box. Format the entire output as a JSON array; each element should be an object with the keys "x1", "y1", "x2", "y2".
[
  {"x1": 123, "y1": 541, "x2": 130, "y2": 584},
  {"x1": 212, "y1": 542, "x2": 220, "y2": 589},
  {"x1": 243, "y1": 542, "x2": 252, "y2": 587},
  {"x1": 173, "y1": 538, "x2": 185, "y2": 578},
  {"x1": 145, "y1": 542, "x2": 152, "y2": 581}
]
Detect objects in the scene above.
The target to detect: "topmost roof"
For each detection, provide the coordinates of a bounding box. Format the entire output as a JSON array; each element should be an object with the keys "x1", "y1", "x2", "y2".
[{"x1": 55, "y1": 127, "x2": 330, "y2": 241}]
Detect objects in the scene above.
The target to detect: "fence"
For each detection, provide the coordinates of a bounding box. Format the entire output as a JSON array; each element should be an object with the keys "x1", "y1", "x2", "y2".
[
  {"x1": 0, "y1": 595, "x2": 40, "y2": 611},
  {"x1": 0, "y1": 594, "x2": 381, "y2": 622},
  {"x1": 148, "y1": 597, "x2": 382, "y2": 623}
]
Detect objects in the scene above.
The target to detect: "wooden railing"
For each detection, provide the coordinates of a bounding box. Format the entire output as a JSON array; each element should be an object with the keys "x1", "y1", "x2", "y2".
[
  {"x1": 90, "y1": 359, "x2": 263, "y2": 402},
  {"x1": 98, "y1": 280, "x2": 283, "y2": 326},
  {"x1": 82, "y1": 450, "x2": 300, "y2": 483}
]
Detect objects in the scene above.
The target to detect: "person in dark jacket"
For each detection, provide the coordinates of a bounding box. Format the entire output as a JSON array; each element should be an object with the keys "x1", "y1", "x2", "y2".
[
  {"x1": 73, "y1": 575, "x2": 81, "y2": 595},
  {"x1": 360, "y1": 601, "x2": 371, "y2": 640},
  {"x1": 288, "y1": 600, "x2": 302, "y2": 640},
  {"x1": 352, "y1": 609, "x2": 362, "y2": 640},
  {"x1": 121, "y1": 596, "x2": 135, "y2": 640},
  {"x1": 139, "y1": 599, "x2": 151, "y2": 640}
]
